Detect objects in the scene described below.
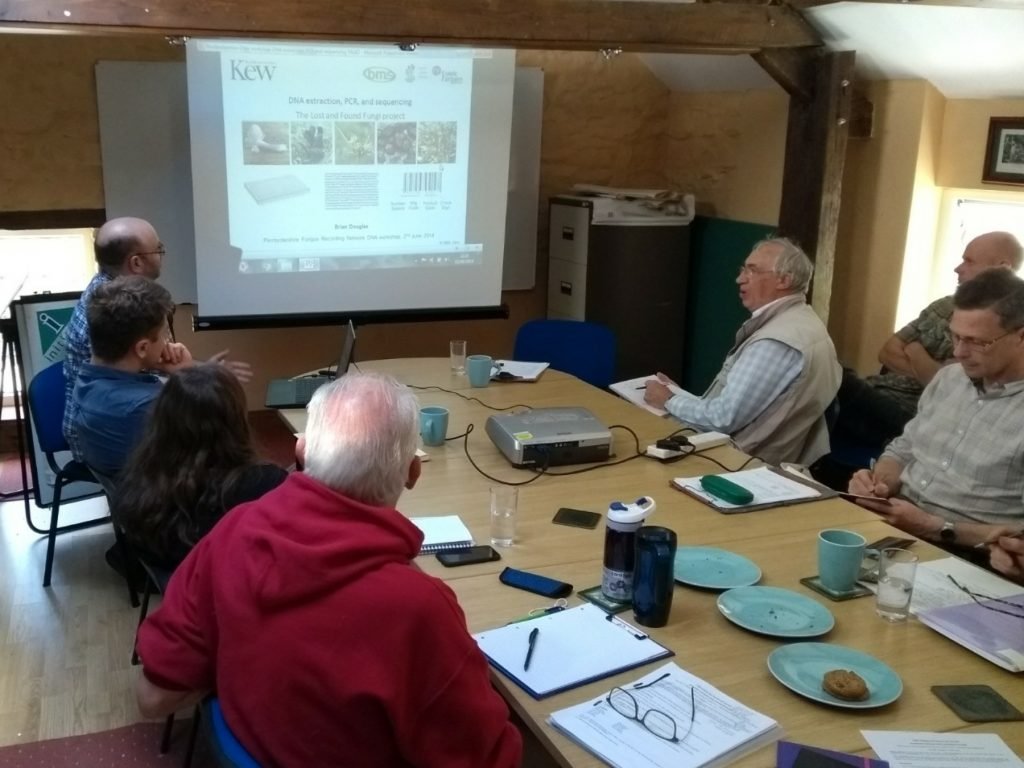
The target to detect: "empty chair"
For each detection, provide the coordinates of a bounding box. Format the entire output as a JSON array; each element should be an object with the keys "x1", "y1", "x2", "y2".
[
  {"x1": 513, "y1": 319, "x2": 617, "y2": 389},
  {"x1": 26, "y1": 361, "x2": 109, "y2": 587}
]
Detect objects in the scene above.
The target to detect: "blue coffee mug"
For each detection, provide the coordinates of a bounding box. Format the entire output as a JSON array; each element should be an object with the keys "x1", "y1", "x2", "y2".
[
  {"x1": 419, "y1": 406, "x2": 449, "y2": 447},
  {"x1": 466, "y1": 355, "x2": 494, "y2": 388},
  {"x1": 818, "y1": 529, "x2": 866, "y2": 593}
]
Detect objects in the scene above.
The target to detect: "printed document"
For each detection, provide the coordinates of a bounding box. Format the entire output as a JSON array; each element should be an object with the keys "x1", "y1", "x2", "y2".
[
  {"x1": 549, "y1": 662, "x2": 781, "y2": 768},
  {"x1": 673, "y1": 466, "x2": 821, "y2": 510},
  {"x1": 910, "y1": 558, "x2": 1024, "y2": 672},
  {"x1": 863, "y1": 731, "x2": 1023, "y2": 768}
]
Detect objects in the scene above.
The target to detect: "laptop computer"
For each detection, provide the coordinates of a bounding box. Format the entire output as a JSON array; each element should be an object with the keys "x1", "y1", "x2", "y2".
[{"x1": 265, "y1": 320, "x2": 356, "y2": 408}]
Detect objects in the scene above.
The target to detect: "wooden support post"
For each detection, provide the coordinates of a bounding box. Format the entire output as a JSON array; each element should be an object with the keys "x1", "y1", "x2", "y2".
[{"x1": 775, "y1": 50, "x2": 855, "y2": 323}]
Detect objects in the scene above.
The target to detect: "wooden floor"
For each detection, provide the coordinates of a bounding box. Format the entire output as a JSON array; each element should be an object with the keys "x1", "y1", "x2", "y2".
[{"x1": 0, "y1": 494, "x2": 145, "y2": 747}]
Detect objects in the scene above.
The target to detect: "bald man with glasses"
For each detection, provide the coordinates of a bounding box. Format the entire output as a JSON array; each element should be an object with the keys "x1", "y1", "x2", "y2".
[{"x1": 851, "y1": 268, "x2": 1024, "y2": 549}]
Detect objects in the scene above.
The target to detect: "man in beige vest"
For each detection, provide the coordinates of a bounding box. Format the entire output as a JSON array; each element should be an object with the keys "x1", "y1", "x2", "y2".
[{"x1": 645, "y1": 237, "x2": 841, "y2": 466}]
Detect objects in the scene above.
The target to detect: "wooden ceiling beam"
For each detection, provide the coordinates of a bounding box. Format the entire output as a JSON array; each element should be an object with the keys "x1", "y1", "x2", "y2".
[{"x1": 0, "y1": 0, "x2": 821, "y2": 52}]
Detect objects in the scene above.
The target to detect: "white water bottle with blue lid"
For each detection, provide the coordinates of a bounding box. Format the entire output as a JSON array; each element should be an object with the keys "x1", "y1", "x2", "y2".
[{"x1": 601, "y1": 496, "x2": 656, "y2": 602}]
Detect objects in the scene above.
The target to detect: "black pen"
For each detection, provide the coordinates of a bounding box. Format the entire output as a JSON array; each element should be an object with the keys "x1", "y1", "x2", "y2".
[{"x1": 524, "y1": 627, "x2": 539, "y2": 671}]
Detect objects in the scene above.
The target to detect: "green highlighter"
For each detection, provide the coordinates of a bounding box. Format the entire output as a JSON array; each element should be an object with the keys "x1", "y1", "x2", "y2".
[{"x1": 700, "y1": 475, "x2": 754, "y2": 505}]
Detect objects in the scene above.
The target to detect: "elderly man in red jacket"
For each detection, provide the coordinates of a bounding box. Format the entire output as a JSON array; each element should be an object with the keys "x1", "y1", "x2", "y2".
[{"x1": 135, "y1": 372, "x2": 522, "y2": 767}]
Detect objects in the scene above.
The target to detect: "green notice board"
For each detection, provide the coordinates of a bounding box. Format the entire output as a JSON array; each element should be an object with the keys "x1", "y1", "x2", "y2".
[{"x1": 682, "y1": 216, "x2": 775, "y2": 393}]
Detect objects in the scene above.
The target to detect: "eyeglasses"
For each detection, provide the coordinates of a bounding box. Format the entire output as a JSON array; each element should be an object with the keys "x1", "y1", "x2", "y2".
[
  {"x1": 946, "y1": 575, "x2": 1024, "y2": 620},
  {"x1": 135, "y1": 247, "x2": 167, "y2": 258},
  {"x1": 737, "y1": 264, "x2": 776, "y2": 278},
  {"x1": 950, "y1": 329, "x2": 1018, "y2": 352},
  {"x1": 598, "y1": 672, "x2": 694, "y2": 743}
]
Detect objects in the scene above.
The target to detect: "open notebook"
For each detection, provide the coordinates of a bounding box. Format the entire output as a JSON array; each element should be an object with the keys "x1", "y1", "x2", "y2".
[
  {"x1": 609, "y1": 375, "x2": 688, "y2": 417},
  {"x1": 473, "y1": 603, "x2": 672, "y2": 699},
  {"x1": 409, "y1": 515, "x2": 474, "y2": 554}
]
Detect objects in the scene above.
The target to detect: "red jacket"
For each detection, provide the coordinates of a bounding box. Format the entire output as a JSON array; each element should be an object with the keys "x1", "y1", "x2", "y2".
[{"x1": 138, "y1": 472, "x2": 522, "y2": 767}]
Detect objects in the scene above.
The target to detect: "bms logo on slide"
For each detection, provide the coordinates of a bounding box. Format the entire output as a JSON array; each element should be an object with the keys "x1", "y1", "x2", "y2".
[
  {"x1": 363, "y1": 67, "x2": 396, "y2": 83},
  {"x1": 230, "y1": 60, "x2": 276, "y2": 81}
]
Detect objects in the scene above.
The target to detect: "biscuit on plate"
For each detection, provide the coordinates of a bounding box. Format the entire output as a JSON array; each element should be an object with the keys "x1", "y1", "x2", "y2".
[{"x1": 822, "y1": 669, "x2": 869, "y2": 701}]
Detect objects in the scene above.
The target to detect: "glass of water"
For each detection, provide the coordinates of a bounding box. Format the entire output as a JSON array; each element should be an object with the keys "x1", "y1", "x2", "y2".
[
  {"x1": 450, "y1": 340, "x2": 467, "y2": 375},
  {"x1": 876, "y1": 548, "x2": 919, "y2": 622},
  {"x1": 489, "y1": 486, "x2": 518, "y2": 548}
]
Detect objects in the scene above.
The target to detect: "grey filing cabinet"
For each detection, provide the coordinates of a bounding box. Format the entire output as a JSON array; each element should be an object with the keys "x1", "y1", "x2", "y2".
[{"x1": 548, "y1": 195, "x2": 691, "y2": 382}]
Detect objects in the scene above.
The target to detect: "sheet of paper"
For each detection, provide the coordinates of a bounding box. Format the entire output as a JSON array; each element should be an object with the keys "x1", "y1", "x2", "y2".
[
  {"x1": 610, "y1": 375, "x2": 689, "y2": 417},
  {"x1": 473, "y1": 604, "x2": 671, "y2": 698},
  {"x1": 549, "y1": 662, "x2": 781, "y2": 768},
  {"x1": 862, "y1": 730, "x2": 1023, "y2": 768},
  {"x1": 493, "y1": 360, "x2": 549, "y2": 381},
  {"x1": 673, "y1": 466, "x2": 821, "y2": 509},
  {"x1": 910, "y1": 558, "x2": 1021, "y2": 614}
]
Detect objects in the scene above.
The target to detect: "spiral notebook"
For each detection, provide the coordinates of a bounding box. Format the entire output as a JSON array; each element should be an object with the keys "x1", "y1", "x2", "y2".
[{"x1": 409, "y1": 515, "x2": 474, "y2": 553}]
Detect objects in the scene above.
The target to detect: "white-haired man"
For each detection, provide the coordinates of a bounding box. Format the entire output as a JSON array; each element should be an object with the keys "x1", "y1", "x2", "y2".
[
  {"x1": 134, "y1": 372, "x2": 522, "y2": 767},
  {"x1": 646, "y1": 237, "x2": 841, "y2": 465}
]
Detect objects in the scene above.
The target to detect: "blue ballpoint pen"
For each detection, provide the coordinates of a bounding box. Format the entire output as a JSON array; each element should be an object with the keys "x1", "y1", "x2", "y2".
[{"x1": 524, "y1": 627, "x2": 539, "y2": 670}]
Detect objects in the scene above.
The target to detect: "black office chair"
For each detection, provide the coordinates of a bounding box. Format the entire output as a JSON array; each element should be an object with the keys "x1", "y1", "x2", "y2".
[
  {"x1": 513, "y1": 319, "x2": 617, "y2": 389},
  {"x1": 26, "y1": 361, "x2": 110, "y2": 587}
]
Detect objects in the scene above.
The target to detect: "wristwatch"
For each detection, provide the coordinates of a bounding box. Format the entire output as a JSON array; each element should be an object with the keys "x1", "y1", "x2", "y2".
[{"x1": 938, "y1": 520, "x2": 956, "y2": 544}]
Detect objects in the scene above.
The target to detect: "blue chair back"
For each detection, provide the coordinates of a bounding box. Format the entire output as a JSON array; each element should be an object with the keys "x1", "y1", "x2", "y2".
[
  {"x1": 513, "y1": 319, "x2": 617, "y2": 389},
  {"x1": 28, "y1": 361, "x2": 70, "y2": 456},
  {"x1": 206, "y1": 698, "x2": 261, "y2": 768}
]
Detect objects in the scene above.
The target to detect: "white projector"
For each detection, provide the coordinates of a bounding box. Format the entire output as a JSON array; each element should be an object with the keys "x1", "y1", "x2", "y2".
[{"x1": 485, "y1": 407, "x2": 613, "y2": 467}]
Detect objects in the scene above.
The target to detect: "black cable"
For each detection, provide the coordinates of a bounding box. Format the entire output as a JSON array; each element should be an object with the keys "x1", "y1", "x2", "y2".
[
  {"x1": 458, "y1": 424, "x2": 552, "y2": 486},
  {"x1": 408, "y1": 384, "x2": 531, "y2": 412},
  {"x1": 688, "y1": 447, "x2": 759, "y2": 473}
]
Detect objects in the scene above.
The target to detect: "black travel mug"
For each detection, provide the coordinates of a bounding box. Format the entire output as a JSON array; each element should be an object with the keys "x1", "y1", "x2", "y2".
[{"x1": 632, "y1": 526, "x2": 678, "y2": 627}]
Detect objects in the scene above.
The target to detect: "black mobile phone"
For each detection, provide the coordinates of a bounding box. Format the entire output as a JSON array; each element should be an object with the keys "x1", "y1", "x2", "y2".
[
  {"x1": 436, "y1": 546, "x2": 501, "y2": 567},
  {"x1": 552, "y1": 507, "x2": 601, "y2": 530}
]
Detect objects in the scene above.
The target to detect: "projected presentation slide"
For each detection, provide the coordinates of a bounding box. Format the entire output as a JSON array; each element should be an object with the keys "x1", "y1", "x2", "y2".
[{"x1": 188, "y1": 40, "x2": 514, "y2": 319}]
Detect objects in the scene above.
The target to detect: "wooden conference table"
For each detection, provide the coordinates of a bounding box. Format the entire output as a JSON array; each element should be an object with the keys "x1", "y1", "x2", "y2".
[{"x1": 281, "y1": 358, "x2": 1023, "y2": 767}]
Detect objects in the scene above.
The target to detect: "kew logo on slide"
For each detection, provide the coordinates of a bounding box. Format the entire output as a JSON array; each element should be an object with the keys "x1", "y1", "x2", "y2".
[
  {"x1": 230, "y1": 60, "x2": 276, "y2": 81},
  {"x1": 363, "y1": 66, "x2": 396, "y2": 83}
]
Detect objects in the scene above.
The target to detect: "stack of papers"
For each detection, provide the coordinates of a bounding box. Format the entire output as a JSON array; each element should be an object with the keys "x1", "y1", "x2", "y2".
[
  {"x1": 910, "y1": 558, "x2": 1024, "y2": 672},
  {"x1": 610, "y1": 375, "x2": 689, "y2": 417},
  {"x1": 672, "y1": 467, "x2": 827, "y2": 513},
  {"x1": 473, "y1": 604, "x2": 672, "y2": 699},
  {"x1": 549, "y1": 662, "x2": 781, "y2": 768},
  {"x1": 408, "y1": 515, "x2": 473, "y2": 554}
]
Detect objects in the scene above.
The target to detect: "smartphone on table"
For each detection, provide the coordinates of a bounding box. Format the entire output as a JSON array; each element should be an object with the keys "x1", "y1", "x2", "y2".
[{"x1": 436, "y1": 546, "x2": 501, "y2": 567}]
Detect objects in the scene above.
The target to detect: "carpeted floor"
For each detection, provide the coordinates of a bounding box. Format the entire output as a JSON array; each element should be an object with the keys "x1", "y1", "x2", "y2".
[{"x1": 0, "y1": 720, "x2": 209, "y2": 768}]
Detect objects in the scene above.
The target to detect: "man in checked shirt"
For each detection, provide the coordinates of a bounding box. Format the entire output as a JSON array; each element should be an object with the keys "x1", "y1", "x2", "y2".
[
  {"x1": 851, "y1": 268, "x2": 1024, "y2": 550},
  {"x1": 645, "y1": 237, "x2": 841, "y2": 467}
]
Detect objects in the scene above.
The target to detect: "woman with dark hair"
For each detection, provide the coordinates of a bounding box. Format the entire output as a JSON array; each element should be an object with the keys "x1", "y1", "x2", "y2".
[{"x1": 116, "y1": 363, "x2": 288, "y2": 568}]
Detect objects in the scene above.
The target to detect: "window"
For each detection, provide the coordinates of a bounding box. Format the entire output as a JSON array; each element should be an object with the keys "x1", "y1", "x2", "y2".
[
  {"x1": 0, "y1": 227, "x2": 96, "y2": 401},
  {"x1": 934, "y1": 191, "x2": 1024, "y2": 295}
]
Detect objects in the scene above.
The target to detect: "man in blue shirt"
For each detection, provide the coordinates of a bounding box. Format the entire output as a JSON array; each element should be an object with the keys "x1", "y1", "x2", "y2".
[
  {"x1": 73, "y1": 276, "x2": 193, "y2": 479},
  {"x1": 63, "y1": 217, "x2": 167, "y2": 459},
  {"x1": 64, "y1": 217, "x2": 251, "y2": 459}
]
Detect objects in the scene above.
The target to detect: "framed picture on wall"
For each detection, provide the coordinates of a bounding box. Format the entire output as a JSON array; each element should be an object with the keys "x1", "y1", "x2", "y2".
[{"x1": 982, "y1": 117, "x2": 1024, "y2": 185}]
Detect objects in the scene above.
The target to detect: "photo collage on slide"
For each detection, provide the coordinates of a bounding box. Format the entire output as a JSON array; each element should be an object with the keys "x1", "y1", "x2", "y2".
[{"x1": 241, "y1": 120, "x2": 458, "y2": 167}]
